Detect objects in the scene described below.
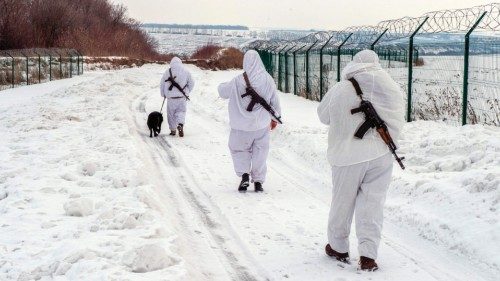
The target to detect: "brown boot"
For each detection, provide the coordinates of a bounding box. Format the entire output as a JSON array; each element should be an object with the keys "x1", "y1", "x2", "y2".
[
  {"x1": 359, "y1": 256, "x2": 378, "y2": 271},
  {"x1": 325, "y1": 244, "x2": 349, "y2": 263}
]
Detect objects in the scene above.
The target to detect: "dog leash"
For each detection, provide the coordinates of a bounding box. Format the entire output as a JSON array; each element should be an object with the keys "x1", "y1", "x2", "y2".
[{"x1": 160, "y1": 97, "x2": 166, "y2": 113}]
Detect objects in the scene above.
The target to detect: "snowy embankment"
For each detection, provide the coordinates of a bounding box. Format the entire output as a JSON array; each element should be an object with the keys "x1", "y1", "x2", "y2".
[
  {"x1": 0, "y1": 71, "x2": 184, "y2": 280},
  {"x1": 0, "y1": 64, "x2": 498, "y2": 280}
]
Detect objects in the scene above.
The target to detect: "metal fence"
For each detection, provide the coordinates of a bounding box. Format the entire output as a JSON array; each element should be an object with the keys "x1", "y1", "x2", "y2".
[
  {"x1": 0, "y1": 48, "x2": 84, "y2": 91},
  {"x1": 252, "y1": 3, "x2": 500, "y2": 126}
]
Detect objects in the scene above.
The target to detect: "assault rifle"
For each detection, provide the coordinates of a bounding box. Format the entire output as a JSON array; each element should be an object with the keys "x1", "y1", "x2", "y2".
[
  {"x1": 349, "y1": 78, "x2": 405, "y2": 170},
  {"x1": 165, "y1": 68, "x2": 190, "y2": 101},
  {"x1": 241, "y1": 72, "x2": 282, "y2": 124}
]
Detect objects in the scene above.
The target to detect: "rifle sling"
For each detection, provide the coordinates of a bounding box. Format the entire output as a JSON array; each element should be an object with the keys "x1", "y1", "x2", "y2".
[
  {"x1": 348, "y1": 77, "x2": 364, "y2": 100},
  {"x1": 242, "y1": 72, "x2": 257, "y2": 111},
  {"x1": 243, "y1": 72, "x2": 251, "y2": 89},
  {"x1": 349, "y1": 77, "x2": 372, "y2": 139}
]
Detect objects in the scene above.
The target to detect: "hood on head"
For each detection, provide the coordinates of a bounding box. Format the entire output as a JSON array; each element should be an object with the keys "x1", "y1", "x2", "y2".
[
  {"x1": 243, "y1": 50, "x2": 265, "y2": 76},
  {"x1": 170, "y1": 57, "x2": 182, "y2": 66},
  {"x1": 341, "y1": 49, "x2": 382, "y2": 80},
  {"x1": 352, "y1": 50, "x2": 379, "y2": 64}
]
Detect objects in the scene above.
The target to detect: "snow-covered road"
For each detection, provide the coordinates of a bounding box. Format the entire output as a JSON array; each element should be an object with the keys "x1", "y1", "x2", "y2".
[{"x1": 1, "y1": 65, "x2": 498, "y2": 280}]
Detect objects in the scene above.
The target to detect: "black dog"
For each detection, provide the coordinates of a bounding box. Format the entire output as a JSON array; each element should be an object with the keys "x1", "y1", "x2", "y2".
[{"x1": 147, "y1": 111, "x2": 163, "y2": 138}]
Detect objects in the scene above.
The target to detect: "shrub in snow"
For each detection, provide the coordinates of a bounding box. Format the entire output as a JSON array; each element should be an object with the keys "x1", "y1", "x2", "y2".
[
  {"x1": 122, "y1": 244, "x2": 179, "y2": 273},
  {"x1": 64, "y1": 198, "x2": 94, "y2": 217}
]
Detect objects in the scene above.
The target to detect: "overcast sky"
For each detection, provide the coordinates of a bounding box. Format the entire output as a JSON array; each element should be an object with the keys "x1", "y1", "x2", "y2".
[{"x1": 111, "y1": 0, "x2": 493, "y2": 30}]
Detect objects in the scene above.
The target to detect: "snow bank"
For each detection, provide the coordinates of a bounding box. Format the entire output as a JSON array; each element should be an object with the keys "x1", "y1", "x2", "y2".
[
  {"x1": 0, "y1": 67, "x2": 184, "y2": 280},
  {"x1": 388, "y1": 121, "x2": 499, "y2": 271},
  {"x1": 64, "y1": 198, "x2": 94, "y2": 217},
  {"x1": 122, "y1": 244, "x2": 180, "y2": 273}
]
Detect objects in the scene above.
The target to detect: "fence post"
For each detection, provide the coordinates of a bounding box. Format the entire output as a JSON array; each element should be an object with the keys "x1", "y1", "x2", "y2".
[
  {"x1": 370, "y1": 29, "x2": 388, "y2": 51},
  {"x1": 462, "y1": 11, "x2": 487, "y2": 125},
  {"x1": 305, "y1": 40, "x2": 318, "y2": 99},
  {"x1": 337, "y1": 33, "x2": 353, "y2": 82},
  {"x1": 284, "y1": 46, "x2": 290, "y2": 93},
  {"x1": 320, "y1": 34, "x2": 335, "y2": 100},
  {"x1": 77, "y1": 52, "x2": 80, "y2": 75},
  {"x1": 49, "y1": 53, "x2": 52, "y2": 81},
  {"x1": 7, "y1": 52, "x2": 14, "y2": 88},
  {"x1": 407, "y1": 17, "x2": 428, "y2": 122},
  {"x1": 59, "y1": 52, "x2": 63, "y2": 79},
  {"x1": 293, "y1": 48, "x2": 297, "y2": 95},
  {"x1": 278, "y1": 48, "x2": 281, "y2": 90},
  {"x1": 70, "y1": 52, "x2": 73, "y2": 78},
  {"x1": 79, "y1": 51, "x2": 84, "y2": 75},
  {"x1": 262, "y1": 49, "x2": 268, "y2": 73}
]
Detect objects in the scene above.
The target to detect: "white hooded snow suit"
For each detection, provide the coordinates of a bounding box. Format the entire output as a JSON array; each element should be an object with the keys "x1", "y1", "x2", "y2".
[
  {"x1": 218, "y1": 50, "x2": 281, "y2": 183},
  {"x1": 160, "y1": 57, "x2": 195, "y2": 131},
  {"x1": 317, "y1": 50, "x2": 405, "y2": 259}
]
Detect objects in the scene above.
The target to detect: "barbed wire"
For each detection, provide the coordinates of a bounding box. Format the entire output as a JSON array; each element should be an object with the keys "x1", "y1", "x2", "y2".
[{"x1": 252, "y1": 3, "x2": 500, "y2": 50}]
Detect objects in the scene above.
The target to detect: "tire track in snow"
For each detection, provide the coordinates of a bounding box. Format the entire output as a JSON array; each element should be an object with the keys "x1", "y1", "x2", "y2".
[
  {"x1": 133, "y1": 91, "x2": 267, "y2": 281},
  {"x1": 155, "y1": 136, "x2": 261, "y2": 281}
]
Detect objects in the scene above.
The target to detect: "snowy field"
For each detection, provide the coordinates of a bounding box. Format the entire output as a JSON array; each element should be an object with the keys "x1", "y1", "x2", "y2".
[
  {"x1": 150, "y1": 33, "x2": 257, "y2": 56},
  {"x1": 0, "y1": 64, "x2": 498, "y2": 280}
]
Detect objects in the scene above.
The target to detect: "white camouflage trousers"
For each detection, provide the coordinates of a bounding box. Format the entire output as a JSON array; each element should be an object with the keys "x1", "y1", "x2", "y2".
[
  {"x1": 327, "y1": 153, "x2": 393, "y2": 259},
  {"x1": 228, "y1": 128, "x2": 270, "y2": 183},
  {"x1": 166, "y1": 98, "x2": 187, "y2": 130}
]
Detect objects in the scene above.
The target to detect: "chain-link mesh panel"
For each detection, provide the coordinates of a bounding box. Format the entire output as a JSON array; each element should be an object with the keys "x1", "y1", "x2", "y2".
[
  {"x1": 320, "y1": 52, "x2": 334, "y2": 97},
  {"x1": 1, "y1": 49, "x2": 83, "y2": 91},
  {"x1": 0, "y1": 55, "x2": 14, "y2": 91},
  {"x1": 272, "y1": 52, "x2": 279, "y2": 83},
  {"x1": 278, "y1": 53, "x2": 286, "y2": 91},
  {"x1": 286, "y1": 53, "x2": 294, "y2": 93},
  {"x1": 410, "y1": 40, "x2": 465, "y2": 124},
  {"x1": 295, "y1": 53, "x2": 307, "y2": 97},
  {"x1": 468, "y1": 36, "x2": 500, "y2": 125},
  {"x1": 308, "y1": 51, "x2": 321, "y2": 101}
]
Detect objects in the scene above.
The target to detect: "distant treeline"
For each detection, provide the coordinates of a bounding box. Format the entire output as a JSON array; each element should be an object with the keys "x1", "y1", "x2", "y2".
[
  {"x1": 143, "y1": 23, "x2": 249, "y2": 31},
  {"x1": 0, "y1": 0, "x2": 167, "y2": 59}
]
